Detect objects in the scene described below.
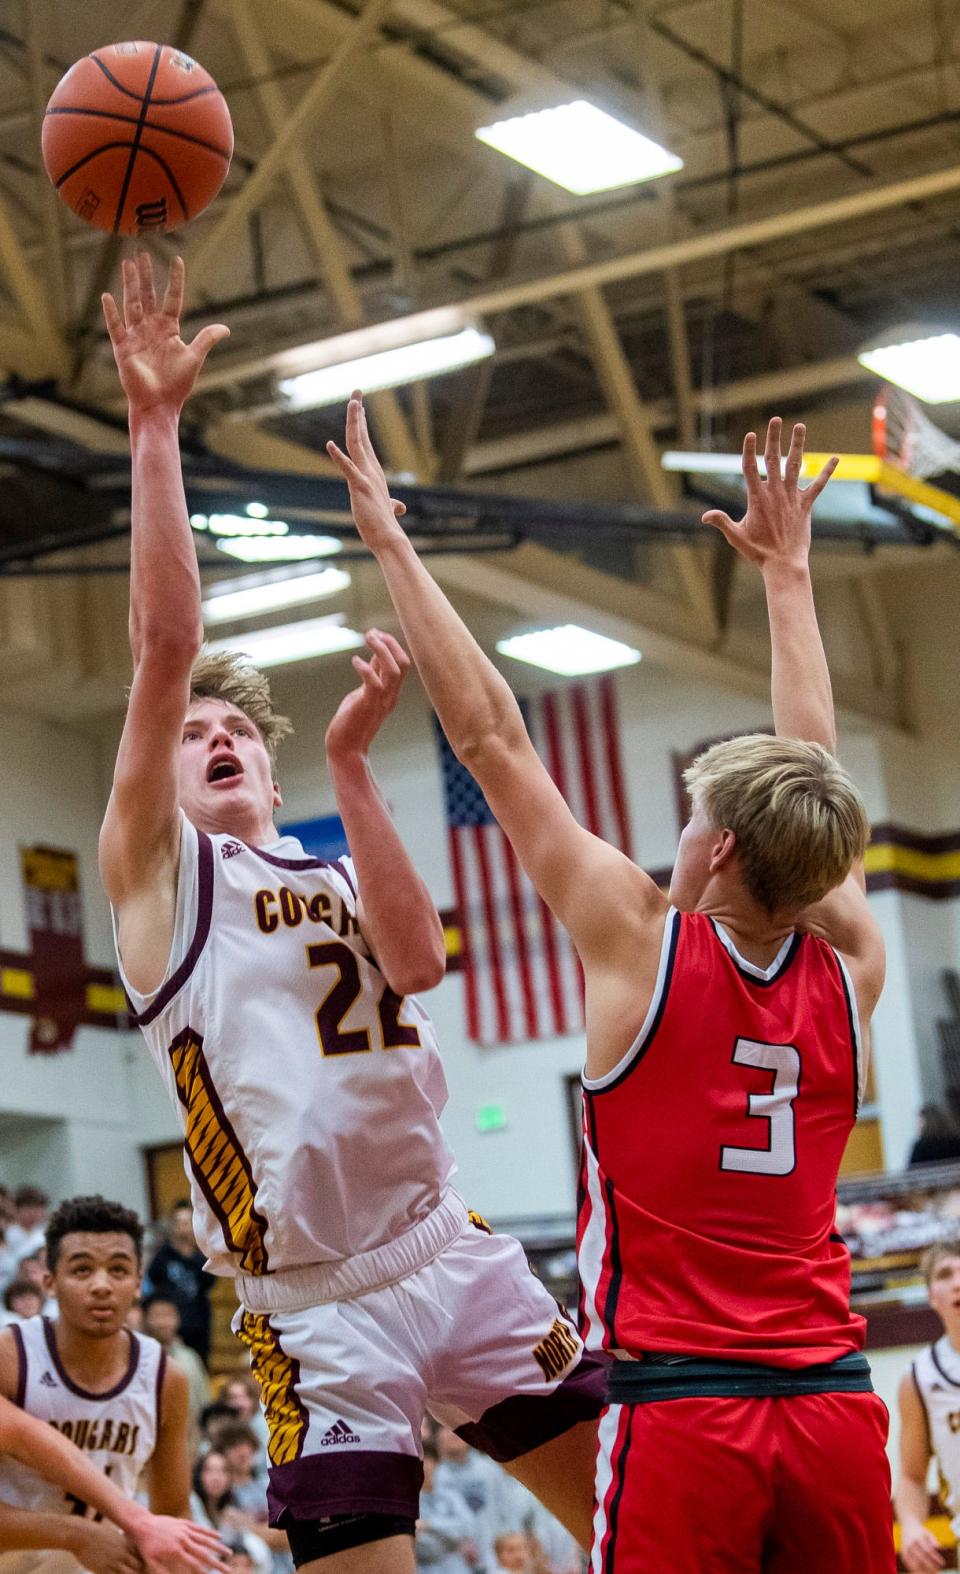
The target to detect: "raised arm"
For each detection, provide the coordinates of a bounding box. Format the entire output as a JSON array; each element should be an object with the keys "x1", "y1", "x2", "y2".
[
  {"x1": 705, "y1": 419, "x2": 883, "y2": 1003},
  {"x1": 324, "y1": 628, "x2": 446, "y2": 994},
  {"x1": 703, "y1": 418, "x2": 838, "y2": 750},
  {"x1": 0, "y1": 1394, "x2": 222, "y2": 1574},
  {"x1": 327, "y1": 397, "x2": 663, "y2": 965},
  {"x1": 98, "y1": 256, "x2": 227, "y2": 986}
]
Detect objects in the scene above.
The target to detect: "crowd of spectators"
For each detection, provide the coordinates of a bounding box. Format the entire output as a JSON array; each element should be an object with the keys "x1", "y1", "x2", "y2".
[{"x1": 0, "y1": 1186, "x2": 587, "y2": 1573}]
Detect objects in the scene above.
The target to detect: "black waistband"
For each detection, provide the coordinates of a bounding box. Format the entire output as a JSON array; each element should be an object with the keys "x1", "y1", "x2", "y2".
[{"x1": 606, "y1": 1349, "x2": 873, "y2": 1405}]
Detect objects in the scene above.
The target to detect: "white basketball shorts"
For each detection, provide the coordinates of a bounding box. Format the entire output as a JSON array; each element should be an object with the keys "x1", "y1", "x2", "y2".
[{"x1": 233, "y1": 1193, "x2": 606, "y2": 1524}]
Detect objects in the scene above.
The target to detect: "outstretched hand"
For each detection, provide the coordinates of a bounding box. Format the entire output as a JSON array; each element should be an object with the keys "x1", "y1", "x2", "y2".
[
  {"x1": 325, "y1": 629, "x2": 411, "y2": 760},
  {"x1": 702, "y1": 418, "x2": 838, "y2": 572},
  {"x1": 326, "y1": 393, "x2": 407, "y2": 551},
  {"x1": 102, "y1": 253, "x2": 229, "y2": 414},
  {"x1": 128, "y1": 1512, "x2": 225, "y2": 1574}
]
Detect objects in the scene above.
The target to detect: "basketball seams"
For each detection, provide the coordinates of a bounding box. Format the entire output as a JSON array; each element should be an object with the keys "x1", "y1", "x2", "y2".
[
  {"x1": 113, "y1": 44, "x2": 169, "y2": 233},
  {"x1": 90, "y1": 52, "x2": 220, "y2": 108},
  {"x1": 45, "y1": 106, "x2": 231, "y2": 163},
  {"x1": 53, "y1": 143, "x2": 189, "y2": 223}
]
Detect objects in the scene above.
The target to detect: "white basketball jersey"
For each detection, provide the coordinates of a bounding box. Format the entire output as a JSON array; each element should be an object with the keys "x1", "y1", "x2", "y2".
[
  {"x1": 0, "y1": 1317, "x2": 163, "y2": 1574},
  {"x1": 912, "y1": 1337, "x2": 960, "y2": 1527},
  {"x1": 115, "y1": 813, "x2": 456, "y2": 1276}
]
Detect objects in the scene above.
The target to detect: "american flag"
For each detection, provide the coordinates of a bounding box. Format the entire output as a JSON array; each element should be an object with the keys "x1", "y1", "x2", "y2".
[{"x1": 435, "y1": 674, "x2": 633, "y2": 1046}]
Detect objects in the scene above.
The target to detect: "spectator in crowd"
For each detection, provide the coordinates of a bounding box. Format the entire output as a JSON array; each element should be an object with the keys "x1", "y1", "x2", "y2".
[
  {"x1": 218, "y1": 1423, "x2": 268, "y2": 1509},
  {"x1": 190, "y1": 1449, "x2": 272, "y2": 1574},
  {"x1": 909, "y1": 1105, "x2": 960, "y2": 1166},
  {"x1": 221, "y1": 1374, "x2": 270, "y2": 1456},
  {"x1": 4, "y1": 1186, "x2": 49, "y2": 1265},
  {"x1": 492, "y1": 1533, "x2": 533, "y2": 1574},
  {"x1": 217, "y1": 1422, "x2": 290, "y2": 1572},
  {"x1": 1, "y1": 1278, "x2": 43, "y2": 1325},
  {"x1": 143, "y1": 1291, "x2": 210, "y2": 1448},
  {"x1": 14, "y1": 1250, "x2": 57, "y2": 1318},
  {"x1": 145, "y1": 1199, "x2": 215, "y2": 1365},
  {"x1": 434, "y1": 1430, "x2": 580, "y2": 1574},
  {"x1": 0, "y1": 1191, "x2": 16, "y2": 1294},
  {"x1": 200, "y1": 1400, "x2": 246, "y2": 1452},
  {"x1": 417, "y1": 1438, "x2": 476, "y2": 1574}
]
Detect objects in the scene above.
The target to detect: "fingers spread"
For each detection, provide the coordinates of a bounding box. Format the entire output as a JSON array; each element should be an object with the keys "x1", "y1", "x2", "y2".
[
  {"x1": 741, "y1": 431, "x2": 760, "y2": 494},
  {"x1": 763, "y1": 416, "x2": 783, "y2": 487},
  {"x1": 190, "y1": 323, "x2": 231, "y2": 364},
  {"x1": 101, "y1": 292, "x2": 124, "y2": 345},
  {"x1": 345, "y1": 395, "x2": 364, "y2": 462},
  {"x1": 161, "y1": 255, "x2": 185, "y2": 320},
  {"x1": 326, "y1": 440, "x2": 361, "y2": 484},
  {"x1": 801, "y1": 454, "x2": 839, "y2": 508},
  {"x1": 136, "y1": 251, "x2": 156, "y2": 315},
  {"x1": 701, "y1": 509, "x2": 738, "y2": 540},
  {"x1": 784, "y1": 422, "x2": 805, "y2": 489},
  {"x1": 122, "y1": 256, "x2": 142, "y2": 325},
  {"x1": 371, "y1": 630, "x2": 409, "y2": 667}
]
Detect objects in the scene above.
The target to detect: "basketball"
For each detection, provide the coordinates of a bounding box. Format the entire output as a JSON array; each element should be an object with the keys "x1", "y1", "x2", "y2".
[{"x1": 41, "y1": 41, "x2": 233, "y2": 236}]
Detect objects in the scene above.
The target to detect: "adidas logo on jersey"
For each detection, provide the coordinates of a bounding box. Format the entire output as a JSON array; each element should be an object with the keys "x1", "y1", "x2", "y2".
[
  {"x1": 39, "y1": 1370, "x2": 58, "y2": 1389},
  {"x1": 319, "y1": 1419, "x2": 360, "y2": 1447},
  {"x1": 221, "y1": 841, "x2": 245, "y2": 860}
]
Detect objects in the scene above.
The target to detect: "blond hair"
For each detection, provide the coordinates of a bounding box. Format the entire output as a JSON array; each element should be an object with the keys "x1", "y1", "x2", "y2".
[
  {"x1": 921, "y1": 1240, "x2": 960, "y2": 1286},
  {"x1": 683, "y1": 733, "x2": 868, "y2": 913},
  {"x1": 188, "y1": 648, "x2": 293, "y2": 772}
]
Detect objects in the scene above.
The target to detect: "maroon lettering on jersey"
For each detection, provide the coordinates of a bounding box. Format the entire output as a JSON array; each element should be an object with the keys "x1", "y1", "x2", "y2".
[{"x1": 577, "y1": 910, "x2": 864, "y2": 1368}]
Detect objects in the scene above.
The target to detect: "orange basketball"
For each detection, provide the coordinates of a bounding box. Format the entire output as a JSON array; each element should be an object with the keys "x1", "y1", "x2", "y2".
[{"x1": 41, "y1": 41, "x2": 233, "y2": 236}]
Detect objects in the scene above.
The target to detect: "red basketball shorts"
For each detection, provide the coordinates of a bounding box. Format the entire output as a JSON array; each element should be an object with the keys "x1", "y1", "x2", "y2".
[{"x1": 591, "y1": 1391, "x2": 895, "y2": 1573}]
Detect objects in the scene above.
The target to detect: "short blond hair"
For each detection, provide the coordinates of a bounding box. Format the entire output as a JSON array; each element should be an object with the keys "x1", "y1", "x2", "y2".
[
  {"x1": 188, "y1": 648, "x2": 293, "y2": 772},
  {"x1": 921, "y1": 1241, "x2": 960, "y2": 1286},
  {"x1": 683, "y1": 733, "x2": 869, "y2": 913}
]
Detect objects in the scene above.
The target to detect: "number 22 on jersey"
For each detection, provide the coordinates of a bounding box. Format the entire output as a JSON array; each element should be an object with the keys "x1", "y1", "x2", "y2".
[
  {"x1": 307, "y1": 939, "x2": 422, "y2": 1056},
  {"x1": 720, "y1": 1037, "x2": 801, "y2": 1177}
]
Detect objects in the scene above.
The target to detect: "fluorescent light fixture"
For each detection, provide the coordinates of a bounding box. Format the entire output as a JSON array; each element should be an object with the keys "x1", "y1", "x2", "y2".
[
  {"x1": 202, "y1": 565, "x2": 351, "y2": 625},
  {"x1": 662, "y1": 451, "x2": 748, "y2": 476},
  {"x1": 476, "y1": 100, "x2": 682, "y2": 195},
  {"x1": 216, "y1": 535, "x2": 342, "y2": 564},
  {"x1": 190, "y1": 511, "x2": 289, "y2": 538},
  {"x1": 206, "y1": 613, "x2": 365, "y2": 668},
  {"x1": 858, "y1": 332, "x2": 960, "y2": 404},
  {"x1": 497, "y1": 624, "x2": 641, "y2": 677},
  {"x1": 245, "y1": 501, "x2": 270, "y2": 519},
  {"x1": 278, "y1": 327, "x2": 495, "y2": 412},
  {"x1": 271, "y1": 307, "x2": 478, "y2": 380}
]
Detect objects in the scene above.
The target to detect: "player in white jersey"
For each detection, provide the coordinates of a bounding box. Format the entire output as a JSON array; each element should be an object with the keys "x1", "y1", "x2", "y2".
[
  {"x1": 99, "y1": 254, "x2": 604, "y2": 1574},
  {"x1": 896, "y1": 1241, "x2": 960, "y2": 1571},
  {"x1": 0, "y1": 1195, "x2": 221, "y2": 1574}
]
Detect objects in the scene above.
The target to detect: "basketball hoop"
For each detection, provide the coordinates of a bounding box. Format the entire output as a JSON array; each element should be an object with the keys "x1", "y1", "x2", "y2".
[{"x1": 872, "y1": 382, "x2": 960, "y2": 480}]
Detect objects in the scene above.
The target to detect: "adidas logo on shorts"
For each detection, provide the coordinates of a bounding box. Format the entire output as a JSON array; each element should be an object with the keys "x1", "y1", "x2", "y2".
[{"x1": 320, "y1": 1419, "x2": 360, "y2": 1448}]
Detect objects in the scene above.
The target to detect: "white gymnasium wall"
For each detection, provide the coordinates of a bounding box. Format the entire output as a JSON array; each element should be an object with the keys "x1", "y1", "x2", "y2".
[{"x1": 0, "y1": 708, "x2": 161, "y2": 1214}]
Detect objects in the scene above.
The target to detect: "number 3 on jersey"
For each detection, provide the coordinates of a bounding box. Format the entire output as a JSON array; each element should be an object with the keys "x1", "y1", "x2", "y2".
[
  {"x1": 720, "y1": 1038, "x2": 801, "y2": 1177},
  {"x1": 307, "y1": 939, "x2": 421, "y2": 1056}
]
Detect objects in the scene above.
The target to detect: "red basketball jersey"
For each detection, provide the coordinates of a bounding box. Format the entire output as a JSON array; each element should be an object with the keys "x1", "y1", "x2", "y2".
[{"x1": 577, "y1": 909, "x2": 867, "y2": 1367}]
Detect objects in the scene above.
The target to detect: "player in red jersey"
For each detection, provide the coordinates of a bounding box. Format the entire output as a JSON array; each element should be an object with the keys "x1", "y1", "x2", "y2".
[{"x1": 329, "y1": 402, "x2": 895, "y2": 1573}]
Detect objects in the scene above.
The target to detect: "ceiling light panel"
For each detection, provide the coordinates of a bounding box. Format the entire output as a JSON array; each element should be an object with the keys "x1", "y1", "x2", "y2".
[
  {"x1": 476, "y1": 100, "x2": 682, "y2": 195},
  {"x1": 858, "y1": 333, "x2": 960, "y2": 404},
  {"x1": 206, "y1": 614, "x2": 365, "y2": 668},
  {"x1": 202, "y1": 566, "x2": 351, "y2": 624},
  {"x1": 496, "y1": 625, "x2": 642, "y2": 676}
]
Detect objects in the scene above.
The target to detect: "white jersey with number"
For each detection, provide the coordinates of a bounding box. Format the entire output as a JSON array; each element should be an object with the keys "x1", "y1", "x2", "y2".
[
  {"x1": 912, "y1": 1336, "x2": 960, "y2": 1529},
  {"x1": 0, "y1": 1316, "x2": 164, "y2": 1574},
  {"x1": 114, "y1": 813, "x2": 456, "y2": 1277}
]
